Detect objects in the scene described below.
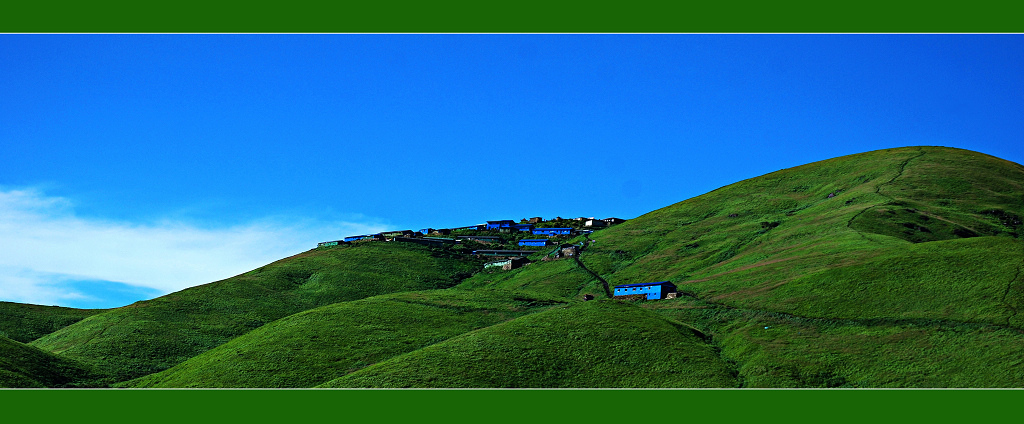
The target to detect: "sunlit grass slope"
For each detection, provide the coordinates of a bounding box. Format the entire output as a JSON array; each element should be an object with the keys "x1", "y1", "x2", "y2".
[
  {"x1": 123, "y1": 289, "x2": 566, "y2": 388},
  {"x1": 0, "y1": 335, "x2": 104, "y2": 388},
  {"x1": 319, "y1": 300, "x2": 741, "y2": 388},
  {"x1": 646, "y1": 296, "x2": 1024, "y2": 387},
  {"x1": 582, "y1": 146, "x2": 1024, "y2": 327},
  {"x1": 0, "y1": 302, "x2": 104, "y2": 343},
  {"x1": 456, "y1": 256, "x2": 603, "y2": 299},
  {"x1": 30, "y1": 242, "x2": 481, "y2": 383}
]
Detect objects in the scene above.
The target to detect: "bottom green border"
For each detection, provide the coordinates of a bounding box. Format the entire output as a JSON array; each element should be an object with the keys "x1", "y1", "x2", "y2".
[{"x1": 5, "y1": 389, "x2": 1020, "y2": 423}]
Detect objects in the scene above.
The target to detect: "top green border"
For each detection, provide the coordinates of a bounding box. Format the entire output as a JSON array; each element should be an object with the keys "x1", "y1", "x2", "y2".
[{"x1": 2, "y1": 1, "x2": 1023, "y2": 33}]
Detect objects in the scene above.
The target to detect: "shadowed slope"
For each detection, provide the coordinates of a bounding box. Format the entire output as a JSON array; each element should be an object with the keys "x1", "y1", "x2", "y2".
[
  {"x1": 0, "y1": 335, "x2": 104, "y2": 388},
  {"x1": 319, "y1": 300, "x2": 740, "y2": 388},
  {"x1": 30, "y1": 242, "x2": 480, "y2": 382},
  {"x1": 123, "y1": 289, "x2": 566, "y2": 388}
]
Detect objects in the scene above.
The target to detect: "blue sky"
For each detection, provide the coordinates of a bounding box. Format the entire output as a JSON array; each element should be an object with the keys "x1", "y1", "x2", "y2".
[{"x1": 1, "y1": 34, "x2": 1021, "y2": 308}]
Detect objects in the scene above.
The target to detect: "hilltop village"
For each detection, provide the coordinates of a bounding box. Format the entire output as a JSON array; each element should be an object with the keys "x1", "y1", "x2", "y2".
[
  {"x1": 317, "y1": 216, "x2": 681, "y2": 301},
  {"x1": 318, "y1": 216, "x2": 626, "y2": 252}
]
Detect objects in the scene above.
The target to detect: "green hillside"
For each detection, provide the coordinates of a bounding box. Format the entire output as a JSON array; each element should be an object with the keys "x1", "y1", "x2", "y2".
[
  {"x1": 456, "y1": 255, "x2": 603, "y2": 299},
  {"x1": 0, "y1": 335, "x2": 105, "y2": 388},
  {"x1": 577, "y1": 146, "x2": 1024, "y2": 387},
  {"x1": 123, "y1": 289, "x2": 567, "y2": 388},
  {"x1": 319, "y1": 300, "x2": 740, "y2": 388},
  {"x1": 647, "y1": 297, "x2": 1024, "y2": 387},
  {"x1": 0, "y1": 302, "x2": 104, "y2": 343},
  {"x1": 582, "y1": 147, "x2": 1022, "y2": 324},
  {"x1": 29, "y1": 242, "x2": 481, "y2": 383},
  {"x1": 9, "y1": 145, "x2": 1024, "y2": 387}
]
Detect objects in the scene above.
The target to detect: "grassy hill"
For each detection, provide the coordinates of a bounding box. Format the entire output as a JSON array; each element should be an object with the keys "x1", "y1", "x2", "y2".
[
  {"x1": 456, "y1": 254, "x2": 603, "y2": 299},
  {"x1": 8, "y1": 145, "x2": 1023, "y2": 387},
  {"x1": 0, "y1": 335, "x2": 105, "y2": 388},
  {"x1": 0, "y1": 302, "x2": 104, "y2": 343},
  {"x1": 29, "y1": 242, "x2": 481, "y2": 383},
  {"x1": 122, "y1": 289, "x2": 567, "y2": 388},
  {"x1": 578, "y1": 146, "x2": 1024, "y2": 387},
  {"x1": 319, "y1": 300, "x2": 740, "y2": 388},
  {"x1": 582, "y1": 147, "x2": 1022, "y2": 324}
]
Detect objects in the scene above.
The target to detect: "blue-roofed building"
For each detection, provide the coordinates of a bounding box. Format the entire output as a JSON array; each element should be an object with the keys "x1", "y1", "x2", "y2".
[
  {"x1": 419, "y1": 228, "x2": 434, "y2": 235},
  {"x1": 486, "y1": 220, "x2": 516, "y2": 230},
  {"x1": 612, "y1": 281, "x2": 677, "y2": 300},
  {"x1": 518, "y1": 239, "x2": 550, "y2": 247},
  {"x1": 513, "y1": 224, "x2": 534, "y2": 232},
  {"x1": 532, "y1": 227, "x2": 574, "y2": 236}
]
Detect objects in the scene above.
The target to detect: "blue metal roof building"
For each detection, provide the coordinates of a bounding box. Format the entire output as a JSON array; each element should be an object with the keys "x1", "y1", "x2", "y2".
[
  {"x1": 518, "y1": 239, "x2": 549, "y2": 247},
  {"x1": 613, "y1": 281, "x2": 677, "y2": 300},
  {"x1": 486, "y1": 220, "x2": 516, "y2": 230},
  {"x1": 513, "y1": 224, "x2": 534, "y2": 232},
  {"x1": 532, "y1": 227, "x2": 574, "y2": 236}
]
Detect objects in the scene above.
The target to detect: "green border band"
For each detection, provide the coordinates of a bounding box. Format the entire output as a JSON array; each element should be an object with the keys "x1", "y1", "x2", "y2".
[
  {"x1": 2, "y1": 1, "x2": 1023, "y2": 33},
  {"x1": 5, "y1": 389, "x2": 1022, "y2": 422}
]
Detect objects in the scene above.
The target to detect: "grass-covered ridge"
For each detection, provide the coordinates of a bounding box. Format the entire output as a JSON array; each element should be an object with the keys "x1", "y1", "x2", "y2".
[
  {"x1": 0, "y1": 302, "x2": 104, "y2": 343},
  {"x1": 645, "y1": 294, "x2": 1024, "y2": 387},
  {"x1": 0, "y1": 335, "x2": 105, "y2": 388},
  {"x1": 582, "y1": 147, "x2": 1023, "y2": 325},
  {"x1": 123, "y1": 289, "x2": 567, "y2": 388},
  {"x1": 30, "y1": 242, "x2": 481, "y2": 383},
  {"x1": 456, "y1": 254, "x2": 603, "y2": 299},
  {"x1": 320, "y1": 300, "x2": 740, "y2": 388}
]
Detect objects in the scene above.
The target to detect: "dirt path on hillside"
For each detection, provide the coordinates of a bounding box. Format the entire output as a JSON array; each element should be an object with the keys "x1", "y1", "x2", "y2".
[{"x1": 575, "y1": 233, "x2": 613, "y2": 298}]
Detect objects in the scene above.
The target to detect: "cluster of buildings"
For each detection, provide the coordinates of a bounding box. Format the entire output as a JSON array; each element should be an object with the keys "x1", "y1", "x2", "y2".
[
  {"x1": 317, "y1": 216, "x2": 627, "y2": 248},
  {"x1": 317, "y1": 215, "x2": 677, "y2": 302}
]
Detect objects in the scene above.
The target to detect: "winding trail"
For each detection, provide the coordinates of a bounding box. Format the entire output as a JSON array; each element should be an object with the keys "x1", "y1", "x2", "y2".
[
  {"x1": 574, "y1": 232, "x2": 612, "y2": 298},
  {"x1": 846, "y1": 149, "x2": 927, "y2": 242}
]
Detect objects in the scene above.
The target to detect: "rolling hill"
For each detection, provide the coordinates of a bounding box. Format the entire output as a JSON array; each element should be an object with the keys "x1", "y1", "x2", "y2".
[
  {"x1": 0, "y1": 335, "x2": 104, "y2": 388},
  {"x1": 318, "y1": 300, "x2": 740, "y2": 388},
  {"x1": 8, "y1": 145, "x2": 1023, "y2": 387},
  {"x1": 123, "y1": 289, "x2": 568, "y2": 388},
  {"x1": 29, "y1": 242, "x2": 481, "y2": 382},
  {"x1": 0, "y1": 302, "x2": 104, "y2": 344}
]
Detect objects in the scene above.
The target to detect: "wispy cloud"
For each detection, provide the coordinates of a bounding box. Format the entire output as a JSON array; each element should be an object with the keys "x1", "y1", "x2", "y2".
[{"x1": 0, "y1": 188, "x2": 389, "y2": 308}]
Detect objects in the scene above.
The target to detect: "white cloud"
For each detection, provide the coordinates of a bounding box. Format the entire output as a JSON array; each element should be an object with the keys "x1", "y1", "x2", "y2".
[{"x1": 0, "y1": 188, "x2": 389, "y2": 307}]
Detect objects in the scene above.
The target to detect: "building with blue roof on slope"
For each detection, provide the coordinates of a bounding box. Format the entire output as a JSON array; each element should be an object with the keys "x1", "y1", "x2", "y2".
[
  {"x1": 532, "y1": 227, "x2": 574, "y2": 236},
  {"x1": 613, "y1": 281, "x2": 677, "y2": 300},
  {"x1": 486, "y1": 220, "x2": 516, "y2": 230},
  {"x1": 518, "y1": 239, "x2": 550, "y2": 247}
]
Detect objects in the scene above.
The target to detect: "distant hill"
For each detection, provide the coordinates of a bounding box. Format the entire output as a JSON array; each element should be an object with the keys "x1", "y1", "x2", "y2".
[
  {"x1": 11, "y1": 146, "x2": 1024, "y2": 387},
  {"x1": 0, "y1": 302, "x2": 104, "y2": 343}
]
